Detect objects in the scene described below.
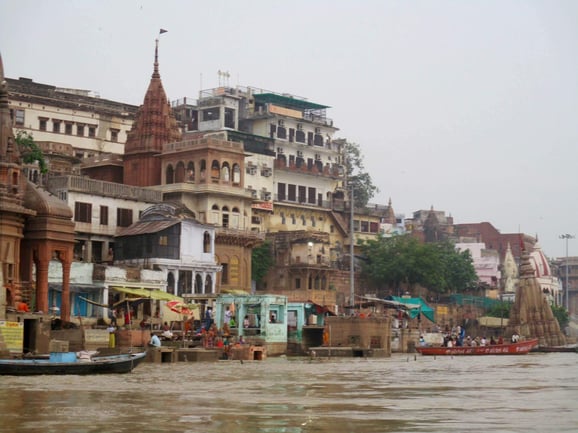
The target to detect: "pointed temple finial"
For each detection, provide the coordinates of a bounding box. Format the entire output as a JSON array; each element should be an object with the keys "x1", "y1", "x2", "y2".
[{"x1": 153, "y1": 38, "x2": 160, "y2": 78}]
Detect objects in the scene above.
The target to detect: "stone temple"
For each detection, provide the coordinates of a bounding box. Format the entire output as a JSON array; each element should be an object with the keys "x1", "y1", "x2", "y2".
[{"x1": 507, "y1": 248, "x2": 566, "y2": 347}]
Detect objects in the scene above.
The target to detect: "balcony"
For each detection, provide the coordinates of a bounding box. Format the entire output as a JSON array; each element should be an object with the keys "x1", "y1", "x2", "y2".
[{"x1": 273, "y1": 158, "x2": 344, "y2": 179}]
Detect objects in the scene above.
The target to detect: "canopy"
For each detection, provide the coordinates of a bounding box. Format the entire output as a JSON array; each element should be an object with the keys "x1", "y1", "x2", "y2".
[
  {"x1": 387, "y1": 296, "x2": 435, "y2": 323},
  {"x1": 110, "y1": 286, "x2": 183, "y2": 302}
]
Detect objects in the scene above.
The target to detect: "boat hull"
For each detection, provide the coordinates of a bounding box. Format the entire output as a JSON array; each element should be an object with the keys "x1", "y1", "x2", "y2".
[
  {"x1": 416, "y1": 338, "x2": 539, "y2": 356},
  {"x1": 0, "y1": 352, "x2": 147, "y2": 375}
]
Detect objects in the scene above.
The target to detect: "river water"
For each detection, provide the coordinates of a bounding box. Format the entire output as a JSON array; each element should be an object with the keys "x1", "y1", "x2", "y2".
[{"x1": 0, "y1": 353, "x2": 576, "y2": 433}]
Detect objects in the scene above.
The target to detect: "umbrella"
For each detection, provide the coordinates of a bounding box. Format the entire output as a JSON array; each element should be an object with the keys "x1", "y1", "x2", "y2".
[{"x1": 166, "y1": 300, "x2": 196, "y2": 316}]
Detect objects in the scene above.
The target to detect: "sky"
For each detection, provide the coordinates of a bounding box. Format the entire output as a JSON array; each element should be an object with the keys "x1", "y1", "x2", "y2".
[{"x1": 1, "y1": 0, "x2": 577, "y2": 258}]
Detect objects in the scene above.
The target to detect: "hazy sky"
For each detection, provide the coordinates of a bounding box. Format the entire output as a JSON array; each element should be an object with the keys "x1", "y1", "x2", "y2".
[{"x1": 2, "y1": 0, "x2": 577, "y2": 257}]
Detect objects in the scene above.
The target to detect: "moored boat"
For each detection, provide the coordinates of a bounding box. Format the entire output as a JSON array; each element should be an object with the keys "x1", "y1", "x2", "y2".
[
  {"x1": 416, "y1": 338, "x2": 539, "y2": 356},
  {"x1": 0, "y1": 351, "x2": 147, "y2": 376}
]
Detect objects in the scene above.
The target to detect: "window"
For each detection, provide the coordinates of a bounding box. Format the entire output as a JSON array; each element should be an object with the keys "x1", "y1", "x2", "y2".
[
  {"x1": 74, "y1": 202, "x2": 92, "y2": 223},
  {"x1": 117, "y1": 208, "x2": 133, "y2": 227},
  {"x1": 203, "y1": 231, "x2": 211, "y2": 253},
  {"x1": 202, "y1": 108, "x2": 220, "y2": 121},
  {"x1": 100, "y1": 206, "x2": 108, "y2": 225},
  {"x1": 277, "y1": 127, "x2": 287, "y2": 139},
  {"x1": 14, "y1": 109, "x2": 25, "y2": 126},
  {"x1": 277, "y1": 182, "x2": 286, "y2": 201},
  {"x1": 159, "y1": 236, "x2": 168, "y2": 246},
  {"x1": 53, "y1": 120, "x2": 61, "y2": 133},
  {"x1": 65, "y1": 123, "x2": 73, "y2": 135},
  {"x1": 39, "y1": 118, "x2": 47, "y2": 131},
  {"x1": 295, "y1": 278, "x2": 301, "y2": 289},
  {"x1": 221, "y1": 263, "x2": 229, "y2": 284},
  {"x1": 288, "y1": 184, "x2": 296, "y2": 202},
  {"x1": 77, "y1": 124, "x2": 85, "y2": 136},
  {"x1": 295, "y1": 130, "x2": 306, "y2": 143},
  {"x1": 88, "y1": 126, "x2": 96, "y2": 137},
  {"x1": 308, "y1": 187, "x2": 316, "y2": 204},
  {"x1": 110, "y1": 129, "x2": 119, "y2": 142},
  {"x1": 361, "y1": 221, "x2": 369, "y2": 232}
]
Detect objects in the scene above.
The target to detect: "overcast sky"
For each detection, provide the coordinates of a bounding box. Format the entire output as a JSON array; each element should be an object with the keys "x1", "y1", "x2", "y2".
[{"x1": 2, "y1": 0, "x2": 577, "y2": 257}]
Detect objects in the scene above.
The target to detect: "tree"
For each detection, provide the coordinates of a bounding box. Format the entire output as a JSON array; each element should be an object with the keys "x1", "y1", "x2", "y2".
[
  {"x1": 251, "y1": 241, "x2": 274, "y2": 288},
  {"x1": 360, "y1": 235, "x2": 477, "y2": 295},
  {"x1": 15, "y1": 130, "x2": 47, "y2": 173},
  {"x1": 551, "y1": 304, "x2": 569, "y2": 330},
  {"x1": 342, "y1": 140, "x2": 378, "y2": 208}
]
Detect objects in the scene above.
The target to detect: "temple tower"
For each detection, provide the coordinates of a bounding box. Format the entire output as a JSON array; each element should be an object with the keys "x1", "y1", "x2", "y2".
[{"x1": 123, "y1": 39, "x2": 181, "y2": 186}]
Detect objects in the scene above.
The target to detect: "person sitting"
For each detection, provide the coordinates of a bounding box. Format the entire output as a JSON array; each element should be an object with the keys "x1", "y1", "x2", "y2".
[{"x1": 149, "y1": 334, "x2": 161, "y2": 348}]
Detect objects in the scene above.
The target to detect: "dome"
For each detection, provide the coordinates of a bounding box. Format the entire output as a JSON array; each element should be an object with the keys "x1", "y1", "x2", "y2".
[{"x1": 529, "y1": 243, "x2": 551, "y2": 278}]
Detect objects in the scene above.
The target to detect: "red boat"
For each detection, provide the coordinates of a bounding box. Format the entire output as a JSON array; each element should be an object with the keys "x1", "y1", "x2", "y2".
[{"x1": 416, "y1": 338, "x2": 539, "y2": 356}]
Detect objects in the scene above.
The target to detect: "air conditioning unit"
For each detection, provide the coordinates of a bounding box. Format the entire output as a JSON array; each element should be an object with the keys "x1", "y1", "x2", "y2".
[
  {"x1": 277, "y1": 147, "x2": 284, "y2": 154},
  {"x1": 315, "y1": 127, "x2": 321, "y2": 134},
  {"x1": 297, "y1": 123, "x2": 303, "y2": 130},
  {"x1": 263, "y1": 192, "x2": 272, "y2": 201},
  {"x1": 261, "y1": 168, "x2": 272, "y2": 177},
  {"x1": 278, "y1": 119, "x2": 284, "y2": 127},
  {"x1": 246, "y1": 166, "x2": 256, "y2": 175},
  {"x1": 297, "y1": 150, "x2": 303, "y2": 157},
  {"x1": 315, "y1": 154, "x2": 321, "y2": 161}
]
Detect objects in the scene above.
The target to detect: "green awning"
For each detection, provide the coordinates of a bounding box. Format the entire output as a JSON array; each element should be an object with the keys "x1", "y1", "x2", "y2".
[
  {"x1": 110, "y1": 286, "x2": 183, "y2": 302},
  {"x1": 254, "y1": 93, "x2": 329, "y2": 110},
  {"x1": 389, "y1": 296, "x2": 435, "y2": 323}
]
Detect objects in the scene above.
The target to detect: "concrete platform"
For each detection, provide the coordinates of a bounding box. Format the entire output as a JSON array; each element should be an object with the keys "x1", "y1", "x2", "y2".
[{"x1": 308, "y1": 346, "x2": 389, "y2": 358}]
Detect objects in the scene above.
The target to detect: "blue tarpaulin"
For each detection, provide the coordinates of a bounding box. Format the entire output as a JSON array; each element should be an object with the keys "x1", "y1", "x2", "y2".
[{"x1": 387, "y1": 296, "x2": 435, "y2": 322}]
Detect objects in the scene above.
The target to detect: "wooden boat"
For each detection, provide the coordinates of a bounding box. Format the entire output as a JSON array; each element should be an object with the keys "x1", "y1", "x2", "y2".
[
  {"x1": 416, "y1": 338, "x2": 539, "y2": 356},
  {"x1": 0, "y1": 351, "x2": 147, "y2": 376}
]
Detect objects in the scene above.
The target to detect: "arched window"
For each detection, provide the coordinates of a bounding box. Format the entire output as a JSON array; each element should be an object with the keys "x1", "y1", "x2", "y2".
[
  {"x1": 187, "y1": 161, "x2": 195, "y2": 181},
  {"x1": 211, "y1": 160, "x2": 220, "y2": 180},
  {"x1": 205, "y1": 275, "x2": 213, "y2": 294},
  {"x1": 175, "y1": 161, "x2": 185, "y2": 183},
  {"x1": 203, "y1": 231, "x2": 211, "y2": 253},
  {"x1": 195, "y1": 274, "x2": 203, "y2": 294},
  {"x1": 232, "y1": 164, "x2": 241, "y2": 184},
  {"x1": 222, "y1": 206, "x2": 229, "y2": 228},
  {"x1": 281, "y1": 212, "x2": 286, "y2": 224},
  {"x1": 167, "y1": 272, "x2": 175, "y2": 294},
  {"x1": 311, "y1": 216, "x2": 316, "y2": 227},
  {"x1": 200, "y1": 160, "x2": 207, "y2": 182},
  {"x1": 165, "y1": 164, "x2": 174, "y2": 184},
  {"x1": 221, "y1": 162, "x2": 230, "y2": 182},
  {"x1": 301, "y1": 215, "x2": 306, "y2": 226}
]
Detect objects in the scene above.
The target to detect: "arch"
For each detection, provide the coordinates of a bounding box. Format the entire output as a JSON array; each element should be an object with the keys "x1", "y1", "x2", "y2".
[
  {"x1": 205, "y1": 275, "x2": 213, "y2": 294},
  {"x1": 203, "y1": 231, "x2": 211, "y2": 253},
  {"x1": 200, "y1": 159, "x2": 207, "y2": 182},
  {"x1": 175, "y1": 161, "x2": 186, "y2": 183},
  {"x1": 211, "y1": 160, "x2": 220, "y2": 179},
  {"x1": 212, "y1": 204, "x2": 220, "y2": 211},
  {"x1": 165, "y1": 164, "x2": 174, "y2": 184},
  {"x1": 167, "y1": 272, "x2": 175, "y2": 295},
  {"x1": 222, "y1": 206, "x2": 230, "y2": 228},
  {"x1": 187, "y1": 161, "x2": 195, "y2": 181},
  {"x1": 195, "y1": 274, "x2": 203, "y2": 294},
  {"x1": 232, "y1": 207, "x2": 240, "y2": 213},
  {"x1": 232, "y1": 164, "x2": 241, "y2": 184},
  {"x1": 221, "y1": 162, "x2": 231, "y2": 182}
]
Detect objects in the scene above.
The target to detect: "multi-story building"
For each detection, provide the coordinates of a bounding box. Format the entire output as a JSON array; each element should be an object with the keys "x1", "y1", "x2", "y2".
[
  {"x1": 46, "y1": 175, "x2": 162, "y2": 264},
  {"x1": 7, "y1": 77, "x2": 137, "y2": 163}
]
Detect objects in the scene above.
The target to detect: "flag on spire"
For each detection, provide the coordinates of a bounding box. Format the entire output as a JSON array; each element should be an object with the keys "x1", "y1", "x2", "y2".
[{"x1": 160, "y1": 29, "x2": 168, "y2": 34}]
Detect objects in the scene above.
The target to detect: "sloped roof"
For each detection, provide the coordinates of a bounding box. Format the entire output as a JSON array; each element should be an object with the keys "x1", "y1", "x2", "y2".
[{"x1": 116, "y1": 219, "x2": 179, "y2": 237}]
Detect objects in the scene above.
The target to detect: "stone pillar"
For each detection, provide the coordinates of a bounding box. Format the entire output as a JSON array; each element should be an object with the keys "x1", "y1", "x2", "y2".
[
  {"x1": 60, "y1": 254, "x2": 72, "y2": 322},
  {"x1": 35, "y1": 256, "x2": 50, "y2": 314}
]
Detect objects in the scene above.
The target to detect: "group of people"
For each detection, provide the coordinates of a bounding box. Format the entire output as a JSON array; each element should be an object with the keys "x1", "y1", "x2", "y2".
[{"x1": 432, "y1": 324, "x2": 520, "y2": 348}]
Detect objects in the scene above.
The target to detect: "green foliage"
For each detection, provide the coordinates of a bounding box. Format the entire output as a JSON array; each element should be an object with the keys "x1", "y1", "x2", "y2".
[
  {"x1": 486, "y1": 301, "x2": 511, "y2": 319},
  {"x1": 343, "y1": 140, "x2": 378, "y2": 208},
  {"x1": 551, "y1": 304, "x2": 569, "y2": 329},
  {"x1": 15, "y1": 130, "x2": 47, "y2": 173},
  {"x1": 251, "y1": 241, "x2": 274, "y2": 284},
  {"x1": 360, "y1": 235, "x2": 477, "y2": 294}
]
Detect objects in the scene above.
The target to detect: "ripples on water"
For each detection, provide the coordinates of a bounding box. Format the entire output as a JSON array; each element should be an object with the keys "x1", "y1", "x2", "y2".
[{"x1": 1, "y1": 353, "x2": 577, "y2": 433}]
